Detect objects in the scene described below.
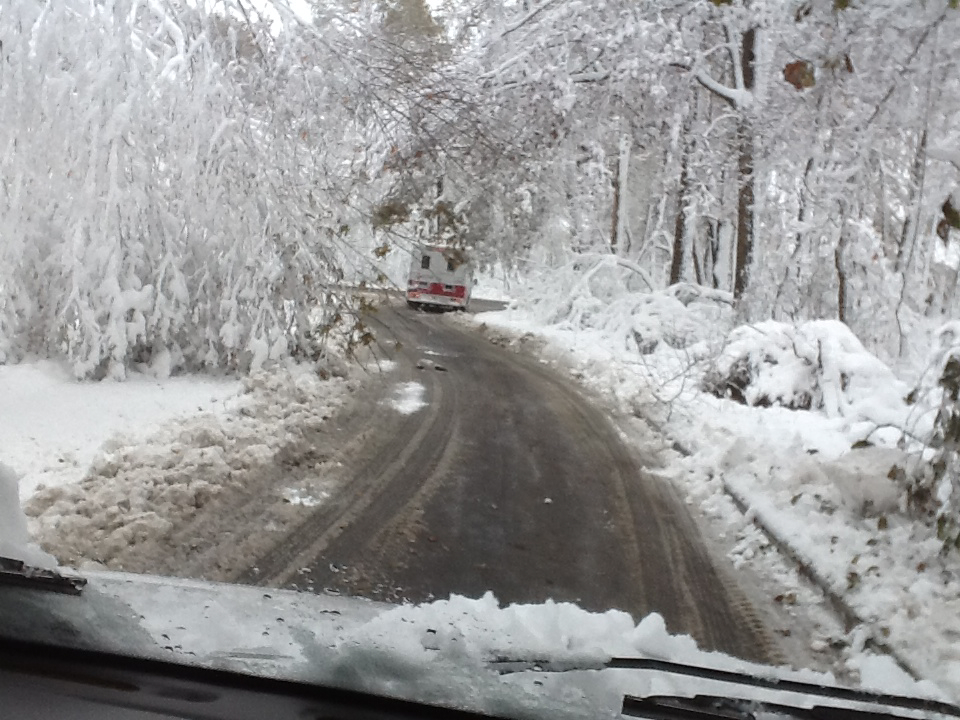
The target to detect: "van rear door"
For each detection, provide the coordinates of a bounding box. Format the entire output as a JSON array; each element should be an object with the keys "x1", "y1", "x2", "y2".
[{"x1": 406, "y1": 248, "x2": 471, "y2": 309}]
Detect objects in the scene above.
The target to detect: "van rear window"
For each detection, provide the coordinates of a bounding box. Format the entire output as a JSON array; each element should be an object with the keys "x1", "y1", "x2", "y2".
[{"x1": 421, "y1": 255, "x2": 430, "y2": 269}]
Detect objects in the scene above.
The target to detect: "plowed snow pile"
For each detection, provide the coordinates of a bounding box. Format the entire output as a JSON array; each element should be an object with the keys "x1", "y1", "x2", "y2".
[
  {"x1": 1, "y1": 360, "x2": 240, "y2": 500},
  {"x1": 472, "y1": 279, "x2": 960, "y2": 700},
  {"x1": 24, "y1": 364, "x2": 356, "y2": 569}
]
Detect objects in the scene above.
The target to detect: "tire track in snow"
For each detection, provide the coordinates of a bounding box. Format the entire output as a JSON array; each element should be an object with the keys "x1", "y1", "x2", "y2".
[
  {"x1": 234, "y1": 314, "x2": 452, "y2": 589},
  {"x1": 238, "y1": 304, "x2": 778, "y2": 664}
]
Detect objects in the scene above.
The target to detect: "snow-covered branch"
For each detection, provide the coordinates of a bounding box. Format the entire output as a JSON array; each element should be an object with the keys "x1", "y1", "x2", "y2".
[
  {"x1": 497, "y1": 0, "x2": 563, "y2": 41},
  {"x1": 693, "y1": 65, "x2": 752, "y2": 109}
]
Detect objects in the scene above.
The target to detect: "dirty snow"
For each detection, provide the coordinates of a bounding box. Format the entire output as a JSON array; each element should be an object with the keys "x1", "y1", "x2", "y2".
[
  {"x1": 20, "y1": 362, "x2": 357, "y2": 570},
  {"x1": 0, "y1": 359, "x2": 240, "y2": 501},
  {"x1": 472, "y1": 284, "x2": 960, "y2": 701},
  {"x1": 282, "y1": 486, "x2": 329, "y2": 507},
  {"x1": 387, "y1": 381, "x2": 427, "y2": 414}
]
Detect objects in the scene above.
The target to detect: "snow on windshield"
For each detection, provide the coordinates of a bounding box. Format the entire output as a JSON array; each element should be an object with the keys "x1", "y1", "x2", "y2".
[{"x1": 27, "y1": 571, "x2": 947, "y2": 720}]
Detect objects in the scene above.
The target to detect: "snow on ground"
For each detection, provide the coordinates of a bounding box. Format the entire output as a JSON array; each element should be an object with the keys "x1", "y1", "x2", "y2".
[
  {"x1": 281, "y1": 486, "x2": 329, "y2": 507},
  {"x1": 0, "y1": 359, "x2": 240, "y2": 501},
  {"x1": 469, "y1": 283, "x2": 960, "y2": 701},
  {"x1": 473, "y1": 264, "x2": 520, "y2": 302},
  {"x1": 0, "y1": 462, "x2": 56, "y2": 568},
  {"x1": 387, "y1": 380, "x2": 427, "y2": 414},
  {"x1": 6, "y1": 360, "x2": 361, "y2": 570}
]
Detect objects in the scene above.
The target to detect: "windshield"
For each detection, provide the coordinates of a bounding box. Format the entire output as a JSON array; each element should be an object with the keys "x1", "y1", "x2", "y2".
[{"x1": 2, "y1": 0, "x2": 960, "y2": 717}]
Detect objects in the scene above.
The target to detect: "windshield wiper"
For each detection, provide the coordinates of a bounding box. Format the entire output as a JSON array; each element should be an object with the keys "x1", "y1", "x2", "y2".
[
  {"x1": 626, "y1": 694, "x2": 931, "y2": 720},
  {"x1": 611, "y1": 658, "x2": 960, "y2": 720},
  {"x1": 0, "y1": 557, "x2": 86, "y2": 595},
  {"x1": 490, "y1": 655, "x2": 960, "y2": 720}
]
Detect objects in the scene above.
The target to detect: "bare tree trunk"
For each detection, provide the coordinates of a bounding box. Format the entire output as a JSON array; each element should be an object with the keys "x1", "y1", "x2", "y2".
[
  {"x1": 670, "y1": 134, "x2": 693, "y2": 285},
  {"x1": 896, "y1": 128, "x2": 929, "y2": 273},
  {"x1": 704, "y1": 217, "x2": 721, "y2": 288},
  {"x1": 733, "y1": 27, "x2": 756, "y2": 301},
  {"x1": 875, "y1": 155, "x2": 891, "y2": 257},
  {"x1": 692, "y1": 236, "x2": 704, "y2": 284},
  {"x1": 734, "y1": 128, "x2": 755, "y2": 299},
  {"x1": 613, "y1": 134, "x2": 631, "y2": 254},
  {"x1": 836, "y1": 208, "x2": 849, "y2": 325},
  {"x1": 610, "y1": 151, "x2": 621, "y2": 252}
]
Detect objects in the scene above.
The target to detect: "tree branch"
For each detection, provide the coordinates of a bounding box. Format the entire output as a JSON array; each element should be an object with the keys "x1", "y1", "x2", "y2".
[
  {"x1": 692, "y1": 66, "x2": 751, "y2": 109},
  {"x1": 723, "y1": 20, "x2": 745, "y2": 92},
  {"x1": 498, "y1": 0, "x2": 563, "y2": 41},
  {"x1": 670, "y1": 59, "x2": 751, "y2": 109}
]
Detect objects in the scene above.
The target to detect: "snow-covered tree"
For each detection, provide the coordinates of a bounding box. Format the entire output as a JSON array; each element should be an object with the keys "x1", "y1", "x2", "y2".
[
  {"x1": 2, "y1": 0, "x2": 959, "y2": 378},
  {"x1": 0, "y1": 1, "x2": 391, "y2": 377}
]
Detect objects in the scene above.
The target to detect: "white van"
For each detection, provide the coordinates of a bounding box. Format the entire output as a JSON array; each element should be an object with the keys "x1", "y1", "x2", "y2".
[{"x1": 406, "y1": 245, "x2": 473, "y2": 310}]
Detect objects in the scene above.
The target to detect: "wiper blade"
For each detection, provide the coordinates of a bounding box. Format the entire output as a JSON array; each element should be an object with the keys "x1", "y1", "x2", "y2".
[
  {"x1": 488, "y1": 657, "x2": 608, "y2": 674},
  {"x1": 491, "y1": 655, "x2": 960, "y2": 720},
  {"x1": 626, "y1": 694, "x2": 932, "y2": 720},
  {"x1": 0, "y1": 557, "x2": 86, "y2": 595},
  {"x1": 609, "y1": 658, "x2": 960, "y2": 720}
]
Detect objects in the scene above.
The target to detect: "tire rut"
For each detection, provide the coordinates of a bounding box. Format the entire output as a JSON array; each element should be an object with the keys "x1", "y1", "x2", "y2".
[
  {"x1": 233, "y1": 368, "x2": 447, "y2": 587},
  {"x1": 226, "y1": 306, "x2": 779, "y2": 664}
]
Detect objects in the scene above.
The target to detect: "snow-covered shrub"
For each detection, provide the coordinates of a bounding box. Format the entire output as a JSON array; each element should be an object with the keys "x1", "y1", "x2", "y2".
[
  {"x1": 903, "y1": 322, "x2": 960, "y2": 551},
  {"x1": 518, "y1": 256, "x2": 733, "y2": 354},
  {"x1": 663, "y1": 282, "x2": 734, "y2": 309},
  {"x1": 0, "y1": 1, "x2": 378, "y2": 379},
  {"x1": 702, "y1": 320, "x2": 909, "y2": 422}
]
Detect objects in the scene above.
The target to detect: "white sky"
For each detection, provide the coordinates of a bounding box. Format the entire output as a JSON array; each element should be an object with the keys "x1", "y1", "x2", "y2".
[
  {"x1": 243, "y1": 0, "x2": 313, "y2": 25},
  {"x1": 199, "y1": 0, "x2": 313, "y2": 30}
]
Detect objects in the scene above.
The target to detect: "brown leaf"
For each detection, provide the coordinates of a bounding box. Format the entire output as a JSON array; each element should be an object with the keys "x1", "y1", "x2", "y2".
[{"x1": 784, "y1": 61, "x2": 816, "y2": 90}]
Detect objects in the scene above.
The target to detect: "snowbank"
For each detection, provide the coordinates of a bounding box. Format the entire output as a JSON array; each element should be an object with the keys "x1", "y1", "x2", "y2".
[
  {"x1": 0, "y1": 463, "x2": 56, "y2": 568},
  {"x1": 703, "y1": 321, "x2": 908, "y2": 418},
  {"x1": 523, "y1": 263, "x2": 733, "y2": 355},
  {"x1": 471, "y1": 281, "x2": 960, "y2": 700},
  {"x1": 0, "y1": 359, "x2": 240, "y2": 501},
  {"x1": 25, "y1": 364, "x2": 354, "y2": 570}
]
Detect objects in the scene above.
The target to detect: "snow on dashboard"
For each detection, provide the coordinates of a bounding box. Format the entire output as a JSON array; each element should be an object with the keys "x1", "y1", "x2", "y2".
[
  {"x1": 326, "y1": 592, "x2": 946, "y2": 717},
  {"x1": 76, "y1": 574, "x2": 949, "y2": 720}
]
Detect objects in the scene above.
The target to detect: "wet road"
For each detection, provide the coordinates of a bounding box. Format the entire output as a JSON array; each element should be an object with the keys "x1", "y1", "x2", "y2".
[{"x1": 239, "y1": 303, "x2": 774, "y2": 663}]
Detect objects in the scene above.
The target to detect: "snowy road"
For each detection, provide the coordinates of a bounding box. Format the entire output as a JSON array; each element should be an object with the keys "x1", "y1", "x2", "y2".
[{"x1": 237, "y1": 302, "x2": 776, "y2": 664}]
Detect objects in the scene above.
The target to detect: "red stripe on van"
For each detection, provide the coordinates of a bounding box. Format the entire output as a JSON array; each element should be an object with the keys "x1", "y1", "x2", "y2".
[{"x1": 427, "y1": 283, "x2": 466, "y2": 298}]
